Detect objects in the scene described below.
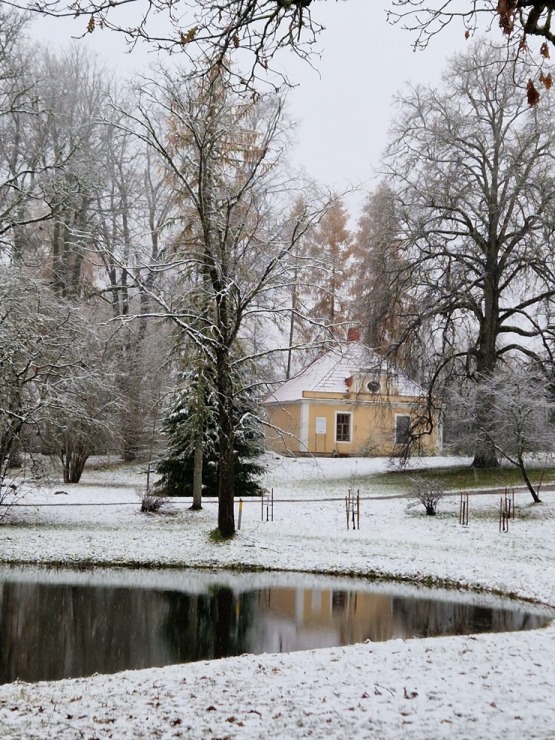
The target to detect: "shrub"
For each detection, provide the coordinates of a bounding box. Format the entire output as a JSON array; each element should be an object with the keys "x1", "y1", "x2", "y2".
[
  {"x1": 408, "y1": 476, "x2": 445, "y2": 516},
  {"x1": 139, "y1": 491, "x2": 168, "y2": 514}
]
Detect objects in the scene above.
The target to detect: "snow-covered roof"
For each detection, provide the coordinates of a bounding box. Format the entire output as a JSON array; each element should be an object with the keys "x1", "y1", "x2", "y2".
[{"x1": 264, "y1": 340, "x2": 424, "y2": 404}]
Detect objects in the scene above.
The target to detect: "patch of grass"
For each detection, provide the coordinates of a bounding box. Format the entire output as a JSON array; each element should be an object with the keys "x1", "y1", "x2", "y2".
[
  {"x1": 209, "y1": 528, "x2": 236, "y2": 543},
  {"x1": 369, "y1": 465, "x2": 555, "y2": 492}
]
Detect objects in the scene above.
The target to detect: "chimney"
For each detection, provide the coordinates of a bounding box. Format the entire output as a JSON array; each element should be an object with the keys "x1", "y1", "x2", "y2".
[{"x1": 347, "y1": 327, "x2": 360, "y2": 342}]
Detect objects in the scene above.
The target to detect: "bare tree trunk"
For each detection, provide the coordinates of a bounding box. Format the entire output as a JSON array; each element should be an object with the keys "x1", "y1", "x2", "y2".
[
  {"x1": 286, "y1": 271, "x2": 297, "y2": 380},
  {"x1": 6, "y1": 435, "x2": 22, "y2": 469},
  {"x1": 218, "y1": 426, "x2": 235, "y2": 536},
  {"x1": 217, "y1": 348, "x2": 235, "y2": 537},
  {"x1": 191, "y1": 435, "x2": 203, "y2": 510},
  {"x1": 518, "y1": 453, "x2": 542, "y2": 503},
  {"x1": 472, "y1": 272, "x2": 500, "y2": 469},
  {"x1": 472, "y1": 378, "x2": 500, "y2": 468},
  {"x1": 60, "y1": 437, "x2": 90, "y2": 484}
]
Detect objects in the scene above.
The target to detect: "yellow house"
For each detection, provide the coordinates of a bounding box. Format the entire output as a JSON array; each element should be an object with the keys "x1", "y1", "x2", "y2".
[{"x1": 264, "y1": 331, "x2": 442, "y2": 457}]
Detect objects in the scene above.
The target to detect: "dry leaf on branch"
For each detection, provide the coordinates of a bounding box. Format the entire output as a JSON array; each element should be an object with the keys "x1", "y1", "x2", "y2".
[{"x1": 527, "y1": 78, "x2": 541, "y2": 106}]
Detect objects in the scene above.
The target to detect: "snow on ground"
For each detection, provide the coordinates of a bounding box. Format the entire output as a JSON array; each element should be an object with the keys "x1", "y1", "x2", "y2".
[{"x1": 0, "y1": 455, "x2": 554, "y2": 738}]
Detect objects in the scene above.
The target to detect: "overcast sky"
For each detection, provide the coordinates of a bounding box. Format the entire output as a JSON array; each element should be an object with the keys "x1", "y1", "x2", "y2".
[
  {"x1": 284, "y1": 1, "x2": 467, "y2": 195},
  {"x1": 30, "y1": 0, "x2": 469, "y2": 217}
]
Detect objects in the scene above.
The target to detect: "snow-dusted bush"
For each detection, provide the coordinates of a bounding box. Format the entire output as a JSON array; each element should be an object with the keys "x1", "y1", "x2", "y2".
[
  {"x1": 408, "y1": 476, "x2": 445, "y2": 516},
  {"x1": 139, "y1": 490, "x2": 169, "y2": 514}
]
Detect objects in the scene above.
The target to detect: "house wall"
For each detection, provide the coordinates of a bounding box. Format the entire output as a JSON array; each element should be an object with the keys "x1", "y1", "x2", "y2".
[
  {"x1": 264, "y1": 402, "x2": 303, "y2": 454},
  {"x1": 265, "y1": 393, "x2": 441, "y2": 457}
]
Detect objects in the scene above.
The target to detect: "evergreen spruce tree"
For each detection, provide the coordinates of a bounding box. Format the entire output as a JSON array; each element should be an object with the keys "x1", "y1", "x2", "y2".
[{"x1": 156, "y1": 365, "x2": 265, "y2": 498}]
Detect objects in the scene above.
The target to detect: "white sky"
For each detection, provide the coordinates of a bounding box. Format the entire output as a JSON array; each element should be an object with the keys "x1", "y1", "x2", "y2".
[
  {"x1": 29, "y1": 1, "x2": 469, "y2": 216},
  {"x1": 284, "y1": 0, "x2": 467, "y2": 197}
]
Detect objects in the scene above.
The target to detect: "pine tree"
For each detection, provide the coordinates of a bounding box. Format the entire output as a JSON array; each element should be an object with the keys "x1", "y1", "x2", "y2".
[{"x1": 156, "y1": 365, "x2": 265, "y2": 498}]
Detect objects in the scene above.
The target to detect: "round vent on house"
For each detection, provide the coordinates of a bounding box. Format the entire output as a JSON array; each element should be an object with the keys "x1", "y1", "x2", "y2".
[{"x1": 366, "y1": 380, "x2": 380, "y2": 393}]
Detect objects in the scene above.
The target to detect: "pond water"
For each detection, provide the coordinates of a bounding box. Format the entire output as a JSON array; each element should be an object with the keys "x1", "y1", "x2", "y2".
[{"x1": 0, "y1": 567, "x2": 550, "y2": 684}]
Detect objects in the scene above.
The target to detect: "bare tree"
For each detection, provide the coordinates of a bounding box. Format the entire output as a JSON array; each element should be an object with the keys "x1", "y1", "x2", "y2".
[
  {"x1": 35, "y1": 46, "x2": 111, "y2": 297},
  {"x1": 408, "y1": 475, "x2": 445, "y2": 516},
  {"x1": 116, "y1": 66, "x2": 325, "y2": 535},
  {"x1": 385, "y1": 43, "x2": 555, "y2": 468},
  {"x1": 449, "y1": 365, "x2": 555, "y2": 502},
  {"x1": 92, "y1": 97, "x2": 174, "y2": 462},
  {"x1": 41, "y1": 342, "x2": 122, "y2": 483},
  {"x1": 0, "y1": 9, "x2": 55, "y2": 258},
  {"x1": 0, "y1": 269, "x2": 98, "y2": 496},
  {"x1": 0, "y1": 16, "x2": 171, "y2": 486}
]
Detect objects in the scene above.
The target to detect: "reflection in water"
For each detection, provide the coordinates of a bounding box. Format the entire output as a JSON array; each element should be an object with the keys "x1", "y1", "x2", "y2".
[{"x1": 0, "y1": 577, "x2": 549, "y2": 684}]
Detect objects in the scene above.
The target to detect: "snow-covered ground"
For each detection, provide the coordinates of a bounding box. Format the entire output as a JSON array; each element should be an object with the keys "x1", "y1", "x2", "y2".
[{"x1": 0, "y1": 454, "x2": 554, "y2": 739}]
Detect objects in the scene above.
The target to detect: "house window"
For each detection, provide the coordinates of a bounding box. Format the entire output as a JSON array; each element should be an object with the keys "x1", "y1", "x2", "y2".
[
  {"x1": 395, "y1": 414, "x2": 411, "y2": 445},
  {"x1": 336, "y1": 413, "x2": 351, "y2": 443}
]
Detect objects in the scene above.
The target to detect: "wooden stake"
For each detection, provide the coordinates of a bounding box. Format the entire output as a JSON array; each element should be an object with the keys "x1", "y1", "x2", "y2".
[
  {"x1": 462, "y1": 492, "x2": 469, "y2": 525},
  {"x1": 459, "y1": 492, "x2": 469, "y2": 525},
  {"x1": 500, "y1": 495, "x2": 509, "y2": 533},
  {"x1": 238, "y1": 498, "x2": 243, "y2": 530}
]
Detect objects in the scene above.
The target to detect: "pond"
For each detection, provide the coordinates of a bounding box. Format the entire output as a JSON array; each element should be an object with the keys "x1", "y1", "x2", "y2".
[{"x1": 0, "y1": 567, "x2": 551, "y2": 684}]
